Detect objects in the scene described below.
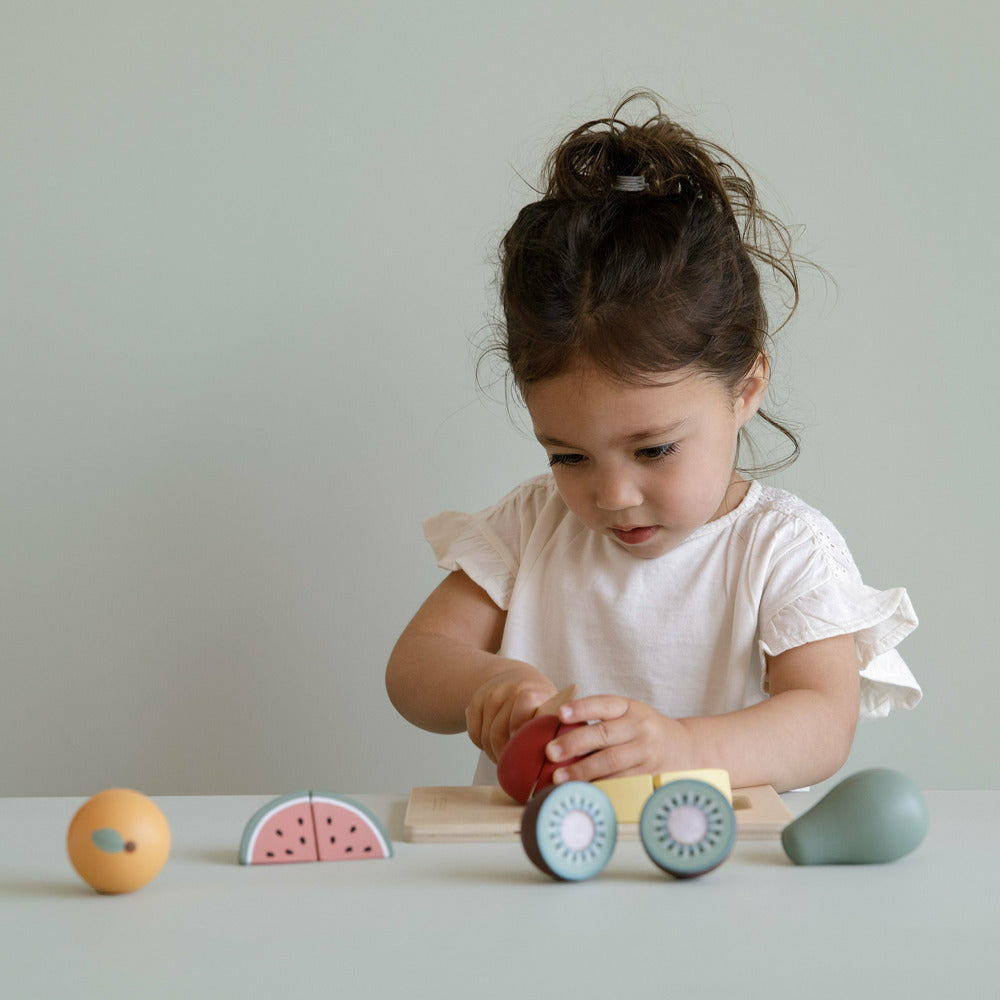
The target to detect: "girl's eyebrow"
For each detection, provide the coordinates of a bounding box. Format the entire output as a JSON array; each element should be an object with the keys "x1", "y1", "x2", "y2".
[
  {"x1": 622, "y1": 421, "x2": 687, "y2": 442},
  {"x1": 536, "y1": 420, "x2": 687, "y2": 449}
]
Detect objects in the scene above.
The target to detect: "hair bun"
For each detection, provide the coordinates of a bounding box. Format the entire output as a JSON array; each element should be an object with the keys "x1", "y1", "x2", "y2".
[
  {"x1": 613, "y1": 174, "x2": 648, "y2": 193},
  {"x1": 542, "y1": 91, "x2": 737, "y2": 210}
]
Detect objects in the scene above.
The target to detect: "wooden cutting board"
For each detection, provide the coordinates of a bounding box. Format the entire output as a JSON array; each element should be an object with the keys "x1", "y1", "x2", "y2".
[{"x1": 404, "y1": 784, "x2": 792, "y2": 843}]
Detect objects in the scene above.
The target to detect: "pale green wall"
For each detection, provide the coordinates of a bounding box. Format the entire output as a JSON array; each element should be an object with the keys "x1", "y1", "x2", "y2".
[{"x1": 3, "y1": 1, "x2": 996, "y2": 794}]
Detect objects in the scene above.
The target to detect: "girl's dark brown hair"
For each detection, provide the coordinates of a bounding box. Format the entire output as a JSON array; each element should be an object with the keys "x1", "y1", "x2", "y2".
[{"x1": 487, "y1": 90, "x2": 811, "y2": 473}]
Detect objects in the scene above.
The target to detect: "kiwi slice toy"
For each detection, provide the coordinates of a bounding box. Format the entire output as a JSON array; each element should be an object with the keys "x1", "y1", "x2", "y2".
[
  {"x1": 639, "y1": 779, "x2": 736, "y2": 879},
  {"x1": 521, "y1": 782, "x2": 618, "y2": 882}
]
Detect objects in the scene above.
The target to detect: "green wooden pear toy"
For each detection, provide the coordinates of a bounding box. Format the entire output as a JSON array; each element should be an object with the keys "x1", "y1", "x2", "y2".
[{"x1": 781, "y1": 768, "x2": 929, "y2": 865}]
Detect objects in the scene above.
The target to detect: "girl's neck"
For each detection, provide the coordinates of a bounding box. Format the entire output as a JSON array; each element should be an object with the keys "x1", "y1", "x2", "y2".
[{"x1": 716, "y1": 471, "x2": 751, "y2": 521}]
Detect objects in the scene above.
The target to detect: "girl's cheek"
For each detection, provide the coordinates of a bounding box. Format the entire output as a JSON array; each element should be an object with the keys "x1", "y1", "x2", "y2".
[{"x1": 554, "y1": 480, "x2": 589, "y2": 518}]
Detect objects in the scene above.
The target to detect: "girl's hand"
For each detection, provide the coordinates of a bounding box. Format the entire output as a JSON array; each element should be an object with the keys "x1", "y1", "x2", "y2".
[
  {"x1": 544, "y1": 695, "x2": 695, "y2": 783},
  {"x1": 466, "y1": 666, "x2": 558, "y2": 763}
]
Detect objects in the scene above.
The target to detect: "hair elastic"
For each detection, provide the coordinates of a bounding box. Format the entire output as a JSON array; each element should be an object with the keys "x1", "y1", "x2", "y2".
[{"x1": 613, "y1": 174, "x2": 648, "y2": 192}]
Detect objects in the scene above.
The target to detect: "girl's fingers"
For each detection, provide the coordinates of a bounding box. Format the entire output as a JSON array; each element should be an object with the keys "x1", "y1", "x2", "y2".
[
  {"x1": 552, "y1": 746, "x2": 648, "y2": 785},
  {"x1": 508, "y1": 687, "x2": 551, "y2": 734},
  {"x1": 545, "y1": 699, "x2": 688, "y2": 784},
  {"x1": 486, "y1": 698, "x2": 516, "y2": 761},
  {"x1": 557, "y1": 695, "x2": 630, "y2": 725},
  {"x1": 465, "y1": 701, "x2": 484, "y2": 750},
  {"x1": 547, "y1": 714, "x2": 633, "y2": 763},
  {"x1": 532, "y1": 684, "x2": 578, "y2": 718},
  {"x1": 468, "y1": 682, "x2": 560, "y2": 761}
]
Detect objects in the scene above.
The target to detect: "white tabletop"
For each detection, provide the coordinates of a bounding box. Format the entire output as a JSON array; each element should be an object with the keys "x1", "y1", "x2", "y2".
[{"x1": 1, "y1": 791, "x2": 996, "y2": 998}]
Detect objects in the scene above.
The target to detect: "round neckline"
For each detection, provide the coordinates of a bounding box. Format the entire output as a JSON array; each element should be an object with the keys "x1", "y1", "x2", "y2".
[{"x1": 682, "y1": 478, "x2": 763, "y2": 544}]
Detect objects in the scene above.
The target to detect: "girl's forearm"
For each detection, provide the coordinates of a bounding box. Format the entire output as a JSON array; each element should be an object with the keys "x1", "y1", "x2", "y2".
[
  {"x1": 679, "y1": 689, "x2": 858, "y2": 792},
  {"x1": 385, "y1": 630, "x2": 529, "y2": 734}
]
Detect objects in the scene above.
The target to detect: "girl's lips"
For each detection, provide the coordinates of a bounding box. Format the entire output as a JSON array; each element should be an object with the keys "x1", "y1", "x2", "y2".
[{"x1": 611, "y1": 525, "x2": 659, "y2": 545}]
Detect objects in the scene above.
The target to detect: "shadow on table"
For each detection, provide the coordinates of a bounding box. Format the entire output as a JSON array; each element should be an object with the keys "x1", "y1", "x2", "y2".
[
  {"x1": 386, "y1": 800, "x2": 407, "y2": 842},
  {"x1": 0, "y1": 877, "x2": 93, "y2": 899},
  {"x1": 431, "y1": 867, "x2": 544, "y2": 885},
  {"x1": 734, "y1": 845, "x2": 795, "y2": 867},
  {"x1": 170, "y1": 847, "x2": 239, "y2": 866}
]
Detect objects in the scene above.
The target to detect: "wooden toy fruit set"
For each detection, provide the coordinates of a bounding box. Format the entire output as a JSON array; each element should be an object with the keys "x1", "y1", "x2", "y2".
[{"x1": 65, "y1": 769, "x2": 928, "y2": 894}]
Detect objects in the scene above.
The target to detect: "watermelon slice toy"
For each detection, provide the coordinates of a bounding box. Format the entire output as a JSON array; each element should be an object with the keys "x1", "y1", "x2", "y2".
[{"x1": 239, "y1": 791, "x2": 393, "y2": 865}]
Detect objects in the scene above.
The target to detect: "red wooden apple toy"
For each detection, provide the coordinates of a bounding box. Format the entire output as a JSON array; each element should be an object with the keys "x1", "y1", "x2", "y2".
[{"x1": 496, "y1": 686, "x2": 587, "y2": 804}]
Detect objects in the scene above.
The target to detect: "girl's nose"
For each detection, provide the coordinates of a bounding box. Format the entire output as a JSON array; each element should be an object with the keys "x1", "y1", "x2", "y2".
[{"x1": 594, "y1": 469, "x2": 642, "y2": 512}]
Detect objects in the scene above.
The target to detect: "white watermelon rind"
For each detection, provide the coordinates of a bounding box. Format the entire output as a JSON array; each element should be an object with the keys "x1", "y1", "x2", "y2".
[
  {"x1": 311, "y1": 791, "x2": 394, "y2": 859},
  {"x1": 238, "y1": 791, "x2": 313, "y2": 865},
  {"x1": 238, "y1": 790, "x2": 394, "y2": 865}
]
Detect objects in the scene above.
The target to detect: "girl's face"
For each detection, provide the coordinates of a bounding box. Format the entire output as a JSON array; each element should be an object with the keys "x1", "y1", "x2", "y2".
[{"x1": 525, "y1": 361, "x2": 767, "y2": 560}]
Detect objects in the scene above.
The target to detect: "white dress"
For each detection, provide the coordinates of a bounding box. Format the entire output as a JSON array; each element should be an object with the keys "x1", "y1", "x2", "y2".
[{"x1": 423, "y1": 475, "x2": 921, "y2": 784}]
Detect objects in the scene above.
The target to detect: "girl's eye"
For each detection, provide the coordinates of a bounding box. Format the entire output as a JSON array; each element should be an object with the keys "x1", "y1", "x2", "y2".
[
  {"x1": 549, "y1": 445, "x2": 676, "y2": 467},
  {"x1": 548, "y1": 453, "x2": 586, "y2": 467},
  {"x1": 637, "y1": 443, "x2": 677, "y2": 460}
]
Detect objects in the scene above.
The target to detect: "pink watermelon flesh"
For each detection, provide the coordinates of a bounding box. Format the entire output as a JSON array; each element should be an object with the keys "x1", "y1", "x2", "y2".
[
  {"x1": 311, "y1": 797, "x2": 390, "y2": 861},
  {"x1": 249, "y1": 798, "x2": 319, "y2": 864}
]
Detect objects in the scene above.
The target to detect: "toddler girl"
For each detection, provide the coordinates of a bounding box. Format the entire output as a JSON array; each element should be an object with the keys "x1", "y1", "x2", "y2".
[{"x1": 385, "y1": 92, "x2": 920, "y2": 793}]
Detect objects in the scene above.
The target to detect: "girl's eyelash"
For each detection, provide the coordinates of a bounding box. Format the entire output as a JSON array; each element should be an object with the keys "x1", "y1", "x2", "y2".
[
  {"x1": 548, "y1": 443, "x2": 677, "y2": 467},
  {"x1": 548, "y1": 453, "x2": 585, "y2": 467},
  {"x1": 638, "y1": 443, "x2": 678, "y2": 460}
]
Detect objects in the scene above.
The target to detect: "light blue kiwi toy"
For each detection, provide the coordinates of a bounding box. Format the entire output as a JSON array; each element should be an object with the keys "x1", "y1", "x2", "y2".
[{"x1": 781, "y1": 768, "x2": 929, "y2": 865}]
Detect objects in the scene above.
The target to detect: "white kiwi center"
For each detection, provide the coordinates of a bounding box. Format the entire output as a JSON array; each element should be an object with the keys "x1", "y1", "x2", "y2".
[
  {"x1": 560, "y1": 809, "x2": 596, "y2": 851},
  {"x1": 666, "y1": 804, "x2": 709, "y2": 845}
]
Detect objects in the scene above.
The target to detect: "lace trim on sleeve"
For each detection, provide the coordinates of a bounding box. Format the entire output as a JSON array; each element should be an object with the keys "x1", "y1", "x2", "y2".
[{"x1": 758, "y1": 578, "x2": 921, "y2": 719}]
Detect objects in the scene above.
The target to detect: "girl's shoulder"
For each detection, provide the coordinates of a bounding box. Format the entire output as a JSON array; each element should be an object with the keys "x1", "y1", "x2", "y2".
[
  {"x1": 421, "y1": 474, "x2": 566, "y2": 611},
  {"x1": 748, "y1": 483, "x2": 844, "y2": 534},
  {"x1": 491, "y1": 472, "x2": 560, "y2": 508},
  {"x1": 456, "y1": 472, "x2": 565, "y2": 528},
  {"x1": 739, "y1": 482, "x2": 855, "y2": 580},
  {"x1": 426, "y1": 474, "x2": 560, "y2": 531}
]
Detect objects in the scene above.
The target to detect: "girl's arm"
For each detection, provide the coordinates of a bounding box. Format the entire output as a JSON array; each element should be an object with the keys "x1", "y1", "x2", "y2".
[
  {"x1": 385, "y1": 570, "x2": 558, "y2": 760},
  {"x1": 541, "y1": 633, "x2": 861, "y2": 793}
]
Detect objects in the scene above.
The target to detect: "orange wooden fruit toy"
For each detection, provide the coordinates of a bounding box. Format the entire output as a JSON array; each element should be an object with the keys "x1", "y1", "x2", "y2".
[{"x1": 67, "y1": 788, "x2": 171, "y2": 894}]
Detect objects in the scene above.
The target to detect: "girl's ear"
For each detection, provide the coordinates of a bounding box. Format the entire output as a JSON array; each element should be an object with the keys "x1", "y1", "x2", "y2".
[{"x1": 735, "y1": 354, "x2": 769, "y2": 427}]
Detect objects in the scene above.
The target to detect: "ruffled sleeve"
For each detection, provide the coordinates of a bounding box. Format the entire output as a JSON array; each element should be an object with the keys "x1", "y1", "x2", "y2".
[
  {"x1": 422, "y1": 476, "x2": 555, "y2": 611},
  {"x1": 755, "y1": 497, "x2": 921, "y2": 720}
]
